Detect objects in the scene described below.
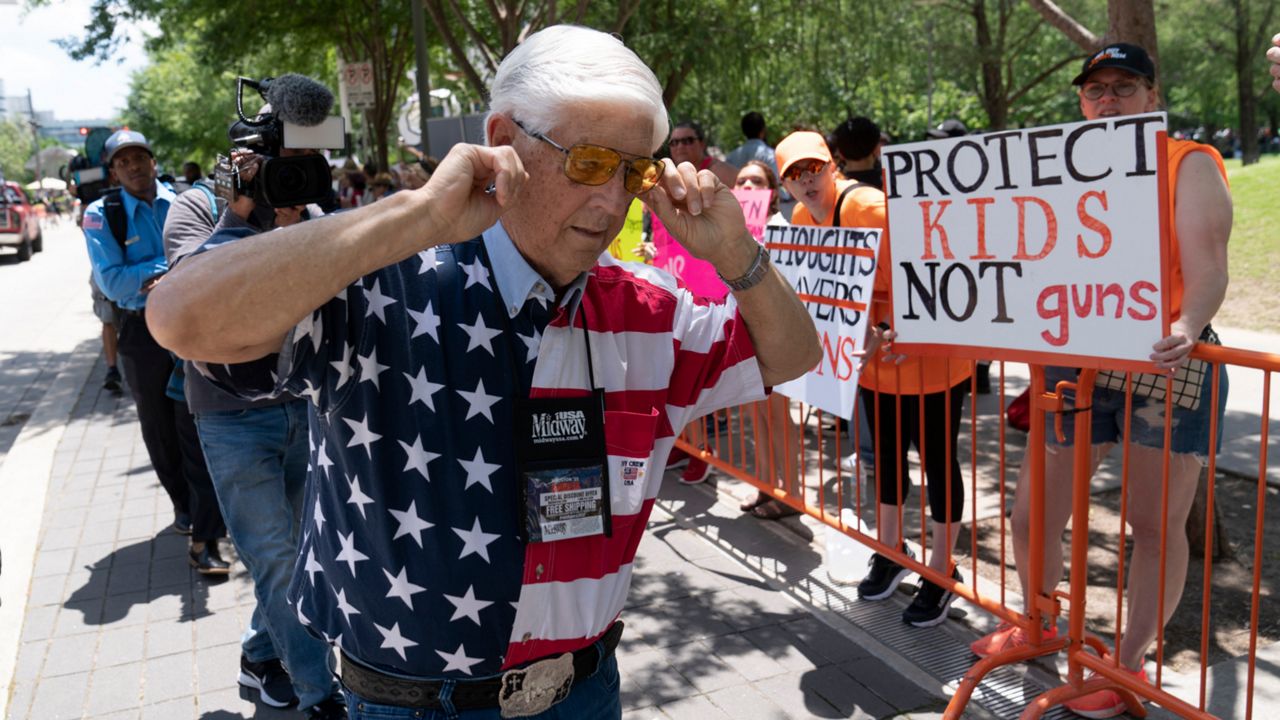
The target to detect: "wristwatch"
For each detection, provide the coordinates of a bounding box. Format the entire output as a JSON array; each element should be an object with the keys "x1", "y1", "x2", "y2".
[{"x1": 719, "y1": 243, "x2": 771, "y2": 292}]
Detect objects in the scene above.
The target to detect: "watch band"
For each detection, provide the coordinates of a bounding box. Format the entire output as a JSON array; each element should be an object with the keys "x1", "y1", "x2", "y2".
[{"x1": 719, "y1": 242, "x2": 771, "y2": 292}]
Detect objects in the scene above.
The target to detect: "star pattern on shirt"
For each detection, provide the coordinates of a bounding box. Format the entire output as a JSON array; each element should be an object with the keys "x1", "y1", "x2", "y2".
[
  {"x1": 517, "y1": 327, "x2": 542, "y2": 363},
  {"x1": 399, "y1": 435, "x2": 441, "y2": 481},
  {"x1": 437, "y1": 643, "x2": 484, "y2": 675},
  {"x1": 334, "y1": 586, "x2": 361, "y2": 623},
  {"x1": 364, "y1": 278, "x2": 399, "y2": 322},
  {"x1": 357, "y1": 348, "x2": 390, "y2": 390},
  {"x1": 460, "y1": 258, "x2": 491, "y2": 292},
  {"x1": 452, "y1": 517, "x2": 501, "y2": 563},
  {"x1": 407, "y1": 301, "x2": 442, "y2": 342},
  {"x1": 304, "y1": 548, "x2": 323, "y2": 585},
  {"x1": 443, "y1": 584, "x2": 493, "y2": 625},
  {"x1": 375, "y1": 622, "x2": 419, "y2": 661},
  {"x1": 456, "y1": 379, "x2": 500, "y2": 423},
  {"x1": 458, "y1": 448, "x2": 500, "y2": 493},
  {"x1": 388, "y1": 500, "x2": 434, "y2": 547},
  {"x1": 346, "y1": 475, "x2": 375, "y2": 518},
  {"x1": 459, "y1": 313, "x2": 503, "y2": 356},
  {"x1": 343, "y1": 413, "x2": 382, "y2": 458},
  {"x1": 330, "y1": 343, "x2": 355, "y2": 390},
  {"x1": 383, "y1": 566, "x2": 427, "y2": 609},
  {"x1": 335, "y1": 530, "x2": 370, "y2": 575},
  {"x1": 404, "y1": 367, "x2": 444, "y2": 411}
]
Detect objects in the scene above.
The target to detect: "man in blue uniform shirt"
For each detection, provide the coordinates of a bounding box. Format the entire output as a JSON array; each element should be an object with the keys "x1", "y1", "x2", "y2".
[{"x1": 82, "y1": 130, "x2": 227, "y2": 574}]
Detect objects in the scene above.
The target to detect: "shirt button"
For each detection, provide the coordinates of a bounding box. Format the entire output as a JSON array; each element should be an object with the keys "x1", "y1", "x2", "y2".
[
  {"x1": 535, "y1": 283, "x2": 545, "y2": 294},
  {"x1": 510, "y1": 305, "x2": 518, "y2": 314},
  {"x1": 535, "y1": 563, "x2": 544, "y2": 578},
  {"x1": 522, "y1": 632, "x2": 532, "y2": 642}
]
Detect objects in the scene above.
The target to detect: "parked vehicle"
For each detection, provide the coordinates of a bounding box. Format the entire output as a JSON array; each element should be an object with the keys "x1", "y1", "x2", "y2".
[{"x1": 0, "y1": 181, "x2": 42, "y2": 262}]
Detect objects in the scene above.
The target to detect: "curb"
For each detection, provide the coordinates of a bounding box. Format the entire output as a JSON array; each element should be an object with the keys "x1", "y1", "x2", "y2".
[{"x1": 0, "y1": 338, "x2": 99, "y2": 719}]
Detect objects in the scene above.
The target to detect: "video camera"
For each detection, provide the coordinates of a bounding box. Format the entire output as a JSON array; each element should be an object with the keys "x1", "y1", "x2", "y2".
[
  {"x1": 63, "y1": 127, "x2": 114, "y2": 205},
  {"x1": 214, "y1": 74, "x2": 344, "y2": 208}
]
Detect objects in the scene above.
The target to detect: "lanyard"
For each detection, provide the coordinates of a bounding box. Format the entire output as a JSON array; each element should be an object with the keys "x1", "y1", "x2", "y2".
[{"x1": 476, "y1": 240, "x2": 598, "y2": 397}]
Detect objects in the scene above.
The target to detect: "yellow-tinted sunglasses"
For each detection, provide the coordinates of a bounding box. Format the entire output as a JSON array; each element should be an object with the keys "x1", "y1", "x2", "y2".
[{"x1": 515, "y1": 119, "x2": 665, "y2": 195}]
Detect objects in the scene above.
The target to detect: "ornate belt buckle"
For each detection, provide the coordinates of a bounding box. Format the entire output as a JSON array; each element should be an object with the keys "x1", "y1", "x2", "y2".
[{"x1": 498, "y1": 652, "x2": 575, "y2": 718}]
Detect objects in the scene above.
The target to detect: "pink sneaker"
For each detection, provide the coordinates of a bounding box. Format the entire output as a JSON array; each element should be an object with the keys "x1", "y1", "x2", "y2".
[
  {"x1": 665, "y1": 447, "x2": 691, "y2": 470},
  {"x1": 1063, "y1": 666, "x2": 1147, "y2": 719},
  {"x1": 680, "y1": 457, "x2": 710, "y2": 484},
  {"x1": 969, "y1": 621, "x2": 1058, "y2": 658}
]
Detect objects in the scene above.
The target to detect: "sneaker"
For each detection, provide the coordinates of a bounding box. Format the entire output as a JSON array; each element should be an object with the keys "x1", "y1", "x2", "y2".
[
  {"x1": 969, "y1": 621, "x2": 1060, "y2": 658},
  {"x1": 839, "y1": 452, "x2": 859, "y2": 473},
  {"x1": 680, "y1": 456, "x2": 710, "y2": 484},
  {"x1": 665, "y1": 447, "x2": 691, "y2": 470},
  {"x1": 171, "y1": 512, "x2": 193, "y2": 535},
  {"x1": 305, "y1": 695, "x2": 348, "y2": 719},
  {"x1": 103, "y1": 366, "x2": 123, "y2": 395},
  {"x1": 239, "y1": 655, "x2": 298, "y2": 708},
  {"x1": 1063, "y1": 666, "x2": 1148, "y2": 719},
  {"x1": 857, "y1": 548, "x2": 914, "y2": 601},
  {"x1": 189, "y1": 541, "x2": 231, "y2": 576},
  {"x1": 902, "y1": 568, "x2": 963, "y2": 627}
]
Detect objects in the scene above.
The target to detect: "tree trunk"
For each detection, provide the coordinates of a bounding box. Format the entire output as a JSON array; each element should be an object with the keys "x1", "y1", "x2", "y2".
[
  {"x1": 1107, "y1": 0, "x2": 1157, "y2": 61},
  {"x1": 973, "y1": 0, "x2": 1009, "y2": 130},
  {"x1": 1236, "y1": 0, "x2": 1261, "y2": 165},
  {"x1": 1186, "y1": 466, "x2": 1234, "y2": 561}
]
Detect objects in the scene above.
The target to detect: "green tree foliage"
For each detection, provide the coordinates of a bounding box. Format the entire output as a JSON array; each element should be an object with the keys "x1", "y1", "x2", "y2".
[{"x1": 0, "y1": 120, "x2": 37, "y2": 184}]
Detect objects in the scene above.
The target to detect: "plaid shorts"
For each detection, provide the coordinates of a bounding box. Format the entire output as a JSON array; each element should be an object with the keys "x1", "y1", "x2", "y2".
[{"x1": 1044, "y1": 363, "x2": 1229, "y2": 457}]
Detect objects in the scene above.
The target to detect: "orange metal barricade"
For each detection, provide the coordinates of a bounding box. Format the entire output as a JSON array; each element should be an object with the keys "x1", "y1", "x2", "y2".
[{"x1": 674, "y1": 341, "x2": 1279, "y2": 719}]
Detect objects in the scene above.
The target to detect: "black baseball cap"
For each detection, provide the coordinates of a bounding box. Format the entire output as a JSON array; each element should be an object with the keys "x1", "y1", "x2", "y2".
[{"x1": 1072, "y1": 43, "x2": 1156, "y2": 85}]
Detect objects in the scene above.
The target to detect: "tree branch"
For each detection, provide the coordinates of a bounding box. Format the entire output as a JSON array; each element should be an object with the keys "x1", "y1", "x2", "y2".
[
  {"x1": 423, "y1": 0, "x2": 489, "y2": 97},
  {"x1": 1007, "y1": 52, "x2": 1081, "y2": 105},
  {"x1": 445, "y1": 0, "x2": 500, "y2": 72},
  {"x1": 1024, "y1": 0, "x2": 1099, "y2": 51}
]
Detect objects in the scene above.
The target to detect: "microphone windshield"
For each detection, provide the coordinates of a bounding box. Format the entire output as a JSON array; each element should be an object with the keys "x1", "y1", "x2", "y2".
[{"x1": 265, "y1": 74, "x2": 335, "y2": 127}]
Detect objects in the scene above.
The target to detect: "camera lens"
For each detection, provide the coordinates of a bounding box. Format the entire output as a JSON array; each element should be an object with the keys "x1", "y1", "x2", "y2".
[{"x1": 275, "y1": 164, "x2": 307, "y2": 193}]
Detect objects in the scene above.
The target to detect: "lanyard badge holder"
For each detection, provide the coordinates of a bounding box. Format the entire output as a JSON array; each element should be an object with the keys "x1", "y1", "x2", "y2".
[{"x1": 480, "y1": 244, "x2": 612, "y2": 544}]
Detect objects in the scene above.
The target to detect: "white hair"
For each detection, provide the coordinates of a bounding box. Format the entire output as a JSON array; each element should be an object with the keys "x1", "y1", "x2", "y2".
[{"x1": 487, "y1": 25, "x2": 669, "y2": 152}]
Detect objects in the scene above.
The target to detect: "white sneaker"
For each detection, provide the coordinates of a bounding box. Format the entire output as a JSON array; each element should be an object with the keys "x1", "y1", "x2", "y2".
[{"x1": 840, "y1": 452, "x2": 859, "y2": 473}]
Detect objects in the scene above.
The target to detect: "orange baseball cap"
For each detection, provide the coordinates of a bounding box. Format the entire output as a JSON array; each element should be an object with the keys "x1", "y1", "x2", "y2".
[{"x1": 776, "y1": 131, "x2": 832, "y2": 178}]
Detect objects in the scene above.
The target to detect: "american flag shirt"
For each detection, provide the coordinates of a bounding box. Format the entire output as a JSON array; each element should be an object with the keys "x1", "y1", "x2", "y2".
[{"x1": 201, "y1": 221, "x2": 764, "y2": 678}]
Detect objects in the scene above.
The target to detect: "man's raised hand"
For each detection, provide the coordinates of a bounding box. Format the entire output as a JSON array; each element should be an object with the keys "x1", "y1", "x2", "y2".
[
  {"x1": 642, "y1": 160, "x2": 754, "y2": 273},
  {"x1": 419, "y1": 144, "x2": 528, "y2": 247}
]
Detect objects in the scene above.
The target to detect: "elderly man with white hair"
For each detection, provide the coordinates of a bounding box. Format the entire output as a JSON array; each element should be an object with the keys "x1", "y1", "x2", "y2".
[{"x1": 147, "y1": 24, "x2": 818, "y2": 720}]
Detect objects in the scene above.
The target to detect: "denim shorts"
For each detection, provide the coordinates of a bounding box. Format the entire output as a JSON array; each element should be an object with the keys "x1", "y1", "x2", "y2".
[{"x1": 1044, "y1": 363, "x2": 1229, "y2": 458}]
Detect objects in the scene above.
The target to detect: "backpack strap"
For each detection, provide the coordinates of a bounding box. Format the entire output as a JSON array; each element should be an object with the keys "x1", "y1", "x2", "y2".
[
  {"x1": 831, "y1": 181, "x2": 872, "y2": 228},
  {"x1": 101, "y1": 188, "x2": 129, "y2": 251},
  {"x1": 190, "y1": 180, "x2": 222, "y2": 221}
]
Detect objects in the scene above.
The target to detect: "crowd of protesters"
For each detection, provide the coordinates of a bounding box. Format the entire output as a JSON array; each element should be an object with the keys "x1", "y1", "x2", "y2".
[{"x1": 59, "y1": 25, "x2": 1264, "y2": 720}]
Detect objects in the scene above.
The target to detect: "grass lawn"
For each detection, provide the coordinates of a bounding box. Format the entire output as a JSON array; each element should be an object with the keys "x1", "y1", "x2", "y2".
[{"x1": 1218, "y1": 154, "x2": 1280, "y2": 332}]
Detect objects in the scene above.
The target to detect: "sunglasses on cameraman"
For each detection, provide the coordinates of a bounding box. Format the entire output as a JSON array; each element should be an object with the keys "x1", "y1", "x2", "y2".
[
  {"x1": 515, "y1": 120, "x2": 665, "y2": 195},
  {"x1": 782, "y1": 159, "x2": 827, "y2": 182}
]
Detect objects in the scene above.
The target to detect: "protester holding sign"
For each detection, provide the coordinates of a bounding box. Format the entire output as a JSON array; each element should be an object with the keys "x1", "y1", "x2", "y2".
[
  {"x1": 966, "y1": 44, "x2": 1232, "y2": 719},
  {"x1": 779, "y1": 130, "x2": 973, "y2": 624}
]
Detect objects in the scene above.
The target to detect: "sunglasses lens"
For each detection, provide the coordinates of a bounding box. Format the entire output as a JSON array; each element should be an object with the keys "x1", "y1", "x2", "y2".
[
  {"x1": 565, "y1": 145, "x2": 621, "y2": 186},
  {"x1": 784, "y1": 160, "x2": 824, "y2": 181},
  {"x1": 625, "y1": 159, "x2": 664, "y2": 194}
]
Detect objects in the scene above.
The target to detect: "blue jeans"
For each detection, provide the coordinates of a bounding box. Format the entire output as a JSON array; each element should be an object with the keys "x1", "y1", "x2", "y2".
[
  {"x1": 196, "y1": 400, "x2": 336, "y2": 709},
  {"x1": 340, "y1": 654, "x2": 621, "y2": 720}
]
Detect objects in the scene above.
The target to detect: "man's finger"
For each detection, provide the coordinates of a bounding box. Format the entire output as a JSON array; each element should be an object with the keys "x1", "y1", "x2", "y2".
[
  {"x1": 697, "y1": 170, "x2": 718, "y2": 211},
  {"x1": 675, "y1": 162, "x2": 702, "y2": 215}
]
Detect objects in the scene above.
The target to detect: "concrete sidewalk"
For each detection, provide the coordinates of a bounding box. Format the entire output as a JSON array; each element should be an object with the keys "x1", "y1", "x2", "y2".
[{"x1": 1, "y1": 348, "x2": 950, "y2": 719}]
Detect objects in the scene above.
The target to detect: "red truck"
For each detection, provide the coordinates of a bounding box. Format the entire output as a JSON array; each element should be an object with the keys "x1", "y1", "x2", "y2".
[{"x1": 0, "y1": 180, "x2": 43, "y2": 262}]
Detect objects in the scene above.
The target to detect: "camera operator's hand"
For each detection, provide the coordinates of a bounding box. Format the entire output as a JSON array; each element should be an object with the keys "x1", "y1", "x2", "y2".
[
  {"x1": 229, "y1": 151, "x2": 263, "y2": 221},
  {"x1": 420, "y1": 144, "x2": 527, "y2": 247},
  {"x1": 274, "y1": 205, "x2": 305, "y2": 228}
]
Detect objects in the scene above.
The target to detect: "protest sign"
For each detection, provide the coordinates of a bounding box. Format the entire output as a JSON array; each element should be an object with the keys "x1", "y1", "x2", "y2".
[
  {"x1": 652, "y1": 189, "x2": 771, "y2": 298},
  {"x1": 608, "y1": 199, "x2": 646, "y2": 263},
  {"x1": 765, "y1": 224, "x2": 880, "y2": 418},
  {"x1": 733, "y1": 187, "x2": 772, "y2": 241},
  {"x1": 883, "y1": 113, "x2": 1169, "y2": 371}
]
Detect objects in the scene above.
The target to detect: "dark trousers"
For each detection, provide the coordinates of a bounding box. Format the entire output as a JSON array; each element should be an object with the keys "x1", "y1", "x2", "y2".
[
  {"x1": 116, "y1": 312, "x2": 225, "y2": 542},
  {"x1": 860, "y1": 382, "x2": 968, "y2": 523}
]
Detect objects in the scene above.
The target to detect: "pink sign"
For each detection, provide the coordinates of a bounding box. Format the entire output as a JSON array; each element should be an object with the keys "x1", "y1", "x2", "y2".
[{"x1": 651, "y1": 188, "x2": 774, "y2": 300}]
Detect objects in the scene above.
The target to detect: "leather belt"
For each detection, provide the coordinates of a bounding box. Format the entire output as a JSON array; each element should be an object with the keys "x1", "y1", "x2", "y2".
[{"x1": 340, "y1": 621, "x2": 623, "y2": 715}]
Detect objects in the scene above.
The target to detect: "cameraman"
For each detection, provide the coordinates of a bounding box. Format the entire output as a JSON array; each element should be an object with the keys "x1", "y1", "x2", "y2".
[
  {"x1": 81, "y1": 130, "x2": 226, "y2": 566},
  {"x1": 163, "y1": 148, "x2": 343, "y2": 719}
]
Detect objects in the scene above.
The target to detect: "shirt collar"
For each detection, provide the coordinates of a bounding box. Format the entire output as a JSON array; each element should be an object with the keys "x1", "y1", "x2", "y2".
[
  {"x1": 121, "y1": 180, "x2": 175, "y2": 218},
  {"x1": 481, "y1": 221, "x2": 590, "y2": 319}
]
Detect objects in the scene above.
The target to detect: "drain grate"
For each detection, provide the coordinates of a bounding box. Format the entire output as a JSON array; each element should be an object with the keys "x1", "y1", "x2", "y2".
[{"x1": 656, "y1": 489, "x2": 1081, "y2": 720}]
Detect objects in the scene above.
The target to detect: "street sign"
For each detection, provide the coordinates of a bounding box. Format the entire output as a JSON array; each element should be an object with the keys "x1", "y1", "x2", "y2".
[{"x1": 342, "y1": 60, "x2": 376, "y2": 109}]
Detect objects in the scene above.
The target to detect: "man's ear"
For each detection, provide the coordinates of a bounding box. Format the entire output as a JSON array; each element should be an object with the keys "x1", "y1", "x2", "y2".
[{"x1": 486, "y1": 114, "x2": 517, "y2": 148}]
